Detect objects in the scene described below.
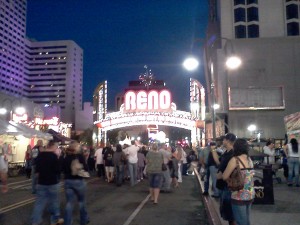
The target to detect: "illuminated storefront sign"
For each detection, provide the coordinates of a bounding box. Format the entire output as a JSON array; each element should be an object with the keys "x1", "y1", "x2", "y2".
[
  {"x1": 12, "y1": 113, "x2": 28, "y2": 123},
  {"x1": 34, "y1": 117, "x2": 59, "y2": 126},
  {"x1": 95, "y1": 110, "x2": 200, "y2": 131},
  {"x1": 124, "y1": 90, "x2": 171, "y2": 112}
]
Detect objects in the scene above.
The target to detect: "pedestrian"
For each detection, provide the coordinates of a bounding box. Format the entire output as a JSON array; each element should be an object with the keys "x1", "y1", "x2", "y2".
[
  {"x1": 137, "y1": 148, "x2": 146, "y2": 181},
  {"x1": 176, "y1": 145, "x2": 184, "y2": 183},
  {"x1": 103, "y1": 142, "x2": 115, "y2": 183},
  {"x1": 0, "y1": 153, "x2": 8, "y2": 193},
  {"x1": 146, "y1": 143, "x2": 163, "y2": 204},
  {"x1": 170, "y1": 146, "x2": 180, "y2": 188},
  {"x1": 24, "y1": 144, "x2": 32, "y2": 179},
  {"x1": 199, "y1": 144, "x2": 210, "y2": 195},
  {"x1": 31, "y1": 139, "x2": 43, "y2": 194},
  {"x1": 62, "y1": 141, "x2": 90, "y2": 225},
  {"x1": 284, "y1": 138, "x2": 300, "y2": 187},
  {"x1": 94, "y1": 143, "x2": 105, "y2": 180},
  {"x1": 124, "y1": 140, "x2": 139, "y2": 186},
  {"x1": 216, "y1": 133, "x2": 237, "y2": 225},
  {"x1": 222, "y1": 138, "x2": 255, "y2": 225},
  {"x1": 158, "y1": 144, "x2": 172, "y2": 192},
  {"x1": 31, "y1": 140, "x2": 63, "y2": 225},
  {"x1": 207, "y1": 141, "x2": 220, "y2": 198},
  {"x1": 113, "y1": 144, "x2": 127, "y2": 186}
]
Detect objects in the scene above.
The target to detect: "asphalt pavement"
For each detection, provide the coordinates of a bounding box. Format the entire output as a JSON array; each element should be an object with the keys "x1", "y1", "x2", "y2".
[{"x1": 196, "y1": 169, "x2": 300, "y2": 225}]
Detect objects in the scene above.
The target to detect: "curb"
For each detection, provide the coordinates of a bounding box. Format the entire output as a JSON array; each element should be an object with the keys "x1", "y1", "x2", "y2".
[{"x1": 194, "y1": 168, "x2": 223, "y2": 225}]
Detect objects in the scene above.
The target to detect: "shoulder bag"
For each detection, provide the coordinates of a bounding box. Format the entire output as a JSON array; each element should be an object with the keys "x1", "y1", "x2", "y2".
[{"x1": 226, "y1": 157, "x2": 246, "y2": 191}]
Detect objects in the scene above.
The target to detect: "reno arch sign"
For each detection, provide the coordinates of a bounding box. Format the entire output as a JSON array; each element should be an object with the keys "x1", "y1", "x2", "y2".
[{"x1": 124, "y1": 90, "x2": 171, "y2": 112}]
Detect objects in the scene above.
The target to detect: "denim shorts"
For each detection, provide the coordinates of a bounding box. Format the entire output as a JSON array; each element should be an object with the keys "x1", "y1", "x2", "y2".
[{"x1": 148, "y1": 173, "x2": 163, "y2": 188}]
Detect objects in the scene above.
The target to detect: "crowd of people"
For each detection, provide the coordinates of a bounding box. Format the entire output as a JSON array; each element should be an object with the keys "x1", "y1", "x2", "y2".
[
  {"x1": 1, "y1": 138, "x2": 198, "y2": 225},
  {"x1": 198, "y1": 133, "x2": 300, "y2": 225},
  {"x1": 2, "y1": 134, "x2": 298, "y2": 225}
]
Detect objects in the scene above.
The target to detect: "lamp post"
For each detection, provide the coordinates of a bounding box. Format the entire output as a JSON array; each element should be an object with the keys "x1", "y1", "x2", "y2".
[{"x1": 183, "y1": 37, "x2": 241, "y2": 141}]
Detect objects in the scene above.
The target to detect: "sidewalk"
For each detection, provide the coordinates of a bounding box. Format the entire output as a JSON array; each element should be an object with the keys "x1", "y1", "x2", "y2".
[{"x1": 195, "y1": 169, "x2": 300, "y2": 225}]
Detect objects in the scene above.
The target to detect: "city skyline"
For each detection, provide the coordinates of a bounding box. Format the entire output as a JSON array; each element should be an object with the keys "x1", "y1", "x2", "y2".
[{"x1": 26, "y1": 0, "x2": 208, "y2": 110}]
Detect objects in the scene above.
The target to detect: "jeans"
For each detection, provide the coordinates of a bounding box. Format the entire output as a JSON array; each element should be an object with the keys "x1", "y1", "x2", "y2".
[
  {"x1": 204, "y1": 167, "x2": 211, "y2": 193},
  {"x1": 232, "y1": 202, "x2": 252, "y2": 225},
  {"x1": 288, "y1": 157, "x2": 299, "y2": 185},
  {"x1": 161, "y1": 167, "x2": 171, "y2": 191},
  {"x1": 97, "y1": 164, "x2": 105, "y2": 180},
  {"x1": 209, "y1": 166, "x2": 219, "y2": 196},
  {"x1": 116, "y1": 165, "x2": 124, "y2": 186},
  {"x1": 31, "y1": 183, "x2": 61, "y2": 224},
  {"x1": 64, "y1": 179, "x2": 89, "y2": 225},
  {"x1": 219, "y1": 187, "x2": 234, "y2": 222},
  {"x1": 31, "y1": 165, "x2": 37, "y2": 194},
  {"x1": 128, "y1": 163, "x2": 137, "y2": 186}
]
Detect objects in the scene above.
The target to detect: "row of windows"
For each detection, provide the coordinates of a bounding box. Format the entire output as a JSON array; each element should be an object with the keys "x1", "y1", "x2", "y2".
[
  {"x1": 234, "y1": 0, "x2": 257, "y2": 5},
  {"x1": 24, "y1": 83, "x2": 65, "y2": 88},
  {"x1": 30, "y1": 100, "x2": 66, "y2": 106},
  {"x1": 25, "y1": 56, "x2": 67, "y2": 61},
  {"x1": 26, "y1": 62, "x2": 67, "y2": 66},
  {"x1": 234, "y1": 7, "x2": 258, "y2": 23},
  {"x1": 28, "y1": 95, "x2": 66, "y2": 98},
  {"x1": 25, "y1": 78, "x2": 66, "y2": 82},
  {"x1": 0, "y1": 85, "x2": 23, "y2": 96},
  {"x1": 0, "y1": 5, "x2": 26, "y2": 25},
  {"x1": 24, "y1": 50, "x2": 67, "y2": 55},
  {"x1": 233, "y1": 0, "x2": 259, "y2": 38},
  {"x1": 25, "y1": 73, "x2": 66, "y2": 77},
  {"x1": 0, "y1": 31, "x2": 25, "y2": 51},
  {"x1": 25, "y1": 67, "x2": 66, "y2": 71},
  {"x1": 0, "y1": 7, "x2": 26, "y2": 33},
  {"x1": 27, "y1": 45, "x2": 67, "y2": 50},
  {"x1": 0, "y1": 68, "x2": 24, "y2": 81},
  {"x1": 27, "y1": 89, "x2": 66, "y2": 93}
]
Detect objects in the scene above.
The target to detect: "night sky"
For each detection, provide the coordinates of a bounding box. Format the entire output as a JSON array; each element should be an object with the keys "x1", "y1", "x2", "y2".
[{"x1": 26, "y1": 0, "x2": 208, "y2": 111}]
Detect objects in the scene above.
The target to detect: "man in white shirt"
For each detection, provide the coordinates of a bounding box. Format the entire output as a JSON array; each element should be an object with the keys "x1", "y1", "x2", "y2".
[
  {"x1": 263, "y1": 141, "x2": 275, "y2": 164},
  {"x1": 125, "y1": 140, "x2": 140, "y2": 186},
  {"x1": 94, "y1": 144, "x2": 105, "y2": 180}
]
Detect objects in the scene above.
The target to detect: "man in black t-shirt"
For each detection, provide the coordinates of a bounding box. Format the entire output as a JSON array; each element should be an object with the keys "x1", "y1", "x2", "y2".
[
  {"x1": 103, "y1": 142, "x2": 114, "y2": 183},
  {"x1": 31, "y1": 140, "x2": 63, "y2": 225}
]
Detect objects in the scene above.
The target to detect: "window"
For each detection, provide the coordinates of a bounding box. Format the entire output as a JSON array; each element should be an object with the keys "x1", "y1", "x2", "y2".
[
  {"x1": 286, "y1": 4, "x2": 299, "y2": 19},
  {"x1": 247, "y1": 7, "x2": 259, "y2": 22},
  {"x1": 234, "y1": 0, "x2": 245, "y2": 5},
  {"x1": 285, "y1": 1, "x2": 300, "y2": 36},
  {"x1": 247, "y1": 0, "x2": 258, "y2": 4},
  {"x1": 235, "y1": 25, "x2": 247, "y2": 38},
  {"x1": 234, "y1": 8, "x2": 246, "y2": 22},
  {"x1": 287, "y1": 22, "x2": 299, "y2": 35},
  {"x1": 248, "y1": 24, "x2": 259, "y2": 37}
]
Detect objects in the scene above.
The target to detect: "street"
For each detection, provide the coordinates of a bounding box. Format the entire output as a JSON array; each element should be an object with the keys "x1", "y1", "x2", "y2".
[{"x1": 0, "y1": 174, "x2": 208, "y2": 225}]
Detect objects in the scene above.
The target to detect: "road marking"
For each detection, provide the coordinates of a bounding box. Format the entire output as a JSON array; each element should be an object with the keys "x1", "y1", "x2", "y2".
[{"x1": 122, "y1": 194, "x2": 150, "y2": 225}]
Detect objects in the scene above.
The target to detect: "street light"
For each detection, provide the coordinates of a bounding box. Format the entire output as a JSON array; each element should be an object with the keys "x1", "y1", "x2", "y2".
[
  {"x1": 183, "y1": 38, "x2": 241, "y2": 141},
  {"x1": 0, "y1": 98, "x2": 26, "y2": 121}
]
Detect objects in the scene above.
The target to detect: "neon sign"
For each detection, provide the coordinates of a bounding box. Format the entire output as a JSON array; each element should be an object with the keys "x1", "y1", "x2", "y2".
[
  {"x1": 124, "y1": 90, "x2": 171, "y2": 112},
  {"x1": 12, "y1": 113, "x2": 28, "y2": 123},
  {"x1": 35, "y1": 117, "x2": 59, "y2": 126}
]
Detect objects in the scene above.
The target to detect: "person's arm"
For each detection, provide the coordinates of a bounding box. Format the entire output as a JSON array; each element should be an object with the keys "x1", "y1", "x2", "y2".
[
  {"x1": 211, "y1": 146, "x2": 220, "y2": 165},
  {"x1": 283, "y1": 145, "x2": 288, "y2": 157},
  {"x1": 222, "y1": 158, "x2": 236, "y2": 180}
]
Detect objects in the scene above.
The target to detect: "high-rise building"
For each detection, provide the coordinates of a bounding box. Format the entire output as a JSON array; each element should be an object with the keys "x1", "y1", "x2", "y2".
[
  {"x1": 0, "y1": 0, "x2": 83, "y2": 124},
  {"x1": 0, "y1": 0, "x2": 27, "y2": 97},
  {"x1": 205, "y1": 0, "x2": 300, "y2": 139},
  {"x1": 24, "y1": 40, "x2": 83, "y2": 123}
]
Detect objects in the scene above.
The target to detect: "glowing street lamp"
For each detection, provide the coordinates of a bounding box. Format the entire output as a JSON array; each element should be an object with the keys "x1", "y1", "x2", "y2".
[{"x1": 183, "y1": 57, "x2": 199, "y2": 71}]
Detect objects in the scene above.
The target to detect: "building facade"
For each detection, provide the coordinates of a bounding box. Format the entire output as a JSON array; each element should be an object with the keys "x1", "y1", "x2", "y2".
[
  {"x1": 24, "y1": 40, "x2": 83, "y2": 123},
  {"x1": 205, "y1": 0, "x2": 300, "y2": 140},
  {"x1": 0, "y1": 0, "x2": 83, "y2": 125}
]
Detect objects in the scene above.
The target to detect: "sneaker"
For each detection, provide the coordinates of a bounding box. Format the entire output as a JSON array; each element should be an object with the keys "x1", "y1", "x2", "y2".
[
  {"x1": 51, "y1": 218, "x2": 64, "y2": 225},
  {"x1": 78, "y1": 170, "x2": 90, "y2": 178},
  {"x1": 202, "y1": 191, "x2": 209, "y2": 196}
]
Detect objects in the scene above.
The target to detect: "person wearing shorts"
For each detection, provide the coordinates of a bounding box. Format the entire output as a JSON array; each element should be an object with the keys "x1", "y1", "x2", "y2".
[{"x1": 146, "y1": 144, "x2": 163, "y2": 204}]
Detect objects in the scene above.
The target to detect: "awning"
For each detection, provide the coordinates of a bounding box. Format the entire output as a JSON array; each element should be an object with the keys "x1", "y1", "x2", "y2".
[
  {"x1": 46, "y1": 129, "x2": 72, "y2": 145},
  {"x1": 0, "y1": 118, "x2": 53, "y2": 140}
]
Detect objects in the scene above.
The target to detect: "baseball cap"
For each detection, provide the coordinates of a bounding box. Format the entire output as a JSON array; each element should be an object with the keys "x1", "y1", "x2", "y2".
[{"x1": 224, "y1": 133, "x2": 237, "y2": 142}]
